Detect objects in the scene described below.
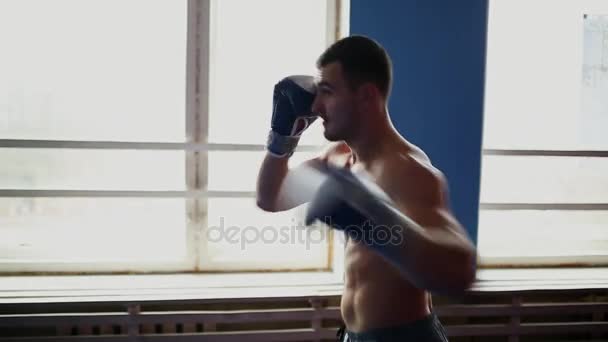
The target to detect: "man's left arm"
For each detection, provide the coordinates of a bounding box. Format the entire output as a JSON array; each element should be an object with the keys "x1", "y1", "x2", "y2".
[
  {"x1": 305, "y1": 165, "x2": 477, "y2": 295},
  {"x1": 399, "y1": 202, "x2": 477, "y2": 295}
]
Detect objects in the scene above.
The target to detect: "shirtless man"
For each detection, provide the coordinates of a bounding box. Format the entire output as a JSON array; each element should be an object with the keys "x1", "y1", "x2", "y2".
[{"x1": 257, "y1": 35, "x2": 476, "y2": 342}]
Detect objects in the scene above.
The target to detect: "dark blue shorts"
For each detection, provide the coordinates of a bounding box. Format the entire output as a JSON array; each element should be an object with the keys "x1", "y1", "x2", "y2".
[{"x1": 337, "y1": 313, "x2": 449, "y2": 342}]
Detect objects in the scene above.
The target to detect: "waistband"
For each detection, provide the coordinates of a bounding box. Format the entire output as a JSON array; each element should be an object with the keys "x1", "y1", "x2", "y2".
[{"x1": 345, "y1": 313, "x2": 443, "y2": 341}]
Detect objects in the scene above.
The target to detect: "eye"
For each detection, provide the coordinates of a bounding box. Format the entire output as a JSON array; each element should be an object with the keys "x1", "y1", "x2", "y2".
[{"x1": 319, "y1": 87, "x2": 332, "y2": 95}]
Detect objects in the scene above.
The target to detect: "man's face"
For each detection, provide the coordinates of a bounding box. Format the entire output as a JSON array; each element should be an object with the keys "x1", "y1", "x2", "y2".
[{"x1": 312, "y1": 62, "x2": 360, "y2": 142}]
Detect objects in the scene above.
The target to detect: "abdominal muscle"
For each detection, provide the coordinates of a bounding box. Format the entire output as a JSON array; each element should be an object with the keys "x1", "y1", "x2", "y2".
[
  {"x1": 323, "y1": 145, "x2": 431, "y2": 332},
  {"x1": 340, "y1": 238, "x2": 431, "y2": 332}
]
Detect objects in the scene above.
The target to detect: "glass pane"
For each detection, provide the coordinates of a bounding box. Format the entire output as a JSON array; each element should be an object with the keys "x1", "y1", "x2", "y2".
[
  {"x1": 581, "y1": 14, "x2": 608, "y2": 149},
  {"x1": 483, "y1": 0, "x2": 608, "y2": 150},
  {"x1": 0, "y1": 149, "x2": 185, "y2": 190},
  {"x1": 478, "y1": 210, "x2": 608, "y2": 258},
  {"x1": 208, "y1": 150, "x2": 321, "y2": 192},
  {"x1": 0, "y1": 0, "x2": 187, "y2": 141},
  {"x1": 480, "y1": 155, "x2": 608, "y2": 203},
  {"x1": 208, "y1": 0, "x2": 329, "y2": 145},
  {"x1": 203, "y1": 198, "x2": 328, "y2": 270},
  {"x1": 0, "y1": 198, "x2": 187, "y2": 261}
]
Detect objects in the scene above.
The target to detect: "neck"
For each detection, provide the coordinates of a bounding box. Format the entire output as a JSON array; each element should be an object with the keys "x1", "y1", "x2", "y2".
[{"x1": 346, "y1": 106, "x2": 400, "y2": 165}]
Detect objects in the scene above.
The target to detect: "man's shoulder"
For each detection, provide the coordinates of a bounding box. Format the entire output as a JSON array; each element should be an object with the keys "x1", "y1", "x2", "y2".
[
  {"x1": 384, "y1": 147, "x2": 447, "y2": 207},
  {"x1": 398, "y1": 149, "x2": 444, "y2": 182}
]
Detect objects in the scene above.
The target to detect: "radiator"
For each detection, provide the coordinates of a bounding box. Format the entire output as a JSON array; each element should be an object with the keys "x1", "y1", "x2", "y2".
[{"x1": 1, "y1": 288, "x2": 607, "y2": 341}]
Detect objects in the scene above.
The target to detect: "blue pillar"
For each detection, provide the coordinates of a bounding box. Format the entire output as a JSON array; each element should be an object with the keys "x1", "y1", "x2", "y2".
[{"x1": 350, "y1": 0, "x2": 488, "y2": 244}]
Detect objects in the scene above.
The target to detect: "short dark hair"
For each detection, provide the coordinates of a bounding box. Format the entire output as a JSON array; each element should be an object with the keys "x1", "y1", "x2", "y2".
[{"x1": 316, "y1": 35, "x2": 392, "y2": 98}]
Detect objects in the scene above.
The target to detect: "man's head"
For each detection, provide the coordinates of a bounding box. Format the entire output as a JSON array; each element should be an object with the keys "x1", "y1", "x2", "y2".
[{"x1": 312, "y1": 35, "x2": 393, "y2": 142}]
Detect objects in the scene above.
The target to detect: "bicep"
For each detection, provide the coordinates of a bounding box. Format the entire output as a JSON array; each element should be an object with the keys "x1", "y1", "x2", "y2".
[
  {"x1": 407, "y1": 204, "x2": 474, "y2": 252},
  {"x1": 395, "y1": 170, "x2": 469, "y2": 240}
]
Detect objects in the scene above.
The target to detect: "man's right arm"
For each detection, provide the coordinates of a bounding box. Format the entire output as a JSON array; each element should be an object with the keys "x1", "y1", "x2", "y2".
[
  {"x1": 256, "y1": 74, "x2": 324, "y2": 212},
  {"x1": 256, "y1": 154, "x2": 327, "y2": 212}
]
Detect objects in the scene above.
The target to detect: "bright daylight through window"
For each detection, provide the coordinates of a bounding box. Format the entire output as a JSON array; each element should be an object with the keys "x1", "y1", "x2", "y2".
[
  {"x1": 0, "y1": 0, "x2": 340, "y2": 273},
  {"x1": 478, "y1": 0, "x2": 608, "y2": 266}
]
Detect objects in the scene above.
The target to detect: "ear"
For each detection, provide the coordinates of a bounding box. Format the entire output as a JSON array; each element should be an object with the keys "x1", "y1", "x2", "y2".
[{"x1": 357, "y1": 83, "x2": 380, "y2": 103}]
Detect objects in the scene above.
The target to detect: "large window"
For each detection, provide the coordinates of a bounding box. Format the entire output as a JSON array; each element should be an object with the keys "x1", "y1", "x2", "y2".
[
  {"x1": 478, "y1": 0, "x2": 608, "y2": 266},
  {"x1": 0, "y1": 0, "x2": 345, "y2": 273}
]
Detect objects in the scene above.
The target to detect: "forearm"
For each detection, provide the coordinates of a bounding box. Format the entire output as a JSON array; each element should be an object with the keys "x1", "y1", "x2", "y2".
[
  {"x1": 400, "y1": 226, "x2": 477, "y2": 295},
  {"x1": 347, "y1": 202, "x2": 476, "y2": 294},
  {"x1": 256, "y1": 153, "x2": 327, "y2": 212},
  {"x1": 361, "y1": 194, "x2": 476, "y2": 293},
  {"x1": 256, "y1": 153, "x2": 289, "y2": 212}
]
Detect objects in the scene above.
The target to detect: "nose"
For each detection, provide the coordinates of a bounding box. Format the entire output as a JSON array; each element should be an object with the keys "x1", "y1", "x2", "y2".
[{"x1": 311, "y1": 93, "x2": 324, "y2": 116}]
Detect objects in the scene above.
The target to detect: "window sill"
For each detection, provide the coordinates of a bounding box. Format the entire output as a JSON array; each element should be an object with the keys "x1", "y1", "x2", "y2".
[
  {"x1": 472, "y1": 267, "x2": 608, "y2": 293},
  {"x1": 0, "y1": 271, "x2": 344, "y2": 305},
  {"x1": 0, "y1": 268, "x2": 606, "y2": 305}
]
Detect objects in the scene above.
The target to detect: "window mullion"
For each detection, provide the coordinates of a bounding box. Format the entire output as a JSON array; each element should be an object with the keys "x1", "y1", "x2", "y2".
[
  {"x1": 186, "y1": 0, "x2": 211, "y2": 271},
  {"x1": 187, "y1": 0, "x2": 212, "y2": 271}
]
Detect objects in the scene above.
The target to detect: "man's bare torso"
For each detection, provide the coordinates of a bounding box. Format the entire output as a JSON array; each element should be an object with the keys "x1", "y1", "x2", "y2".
[{"x1": 322, "y1": 141, "x2": 437, "y2": 332}]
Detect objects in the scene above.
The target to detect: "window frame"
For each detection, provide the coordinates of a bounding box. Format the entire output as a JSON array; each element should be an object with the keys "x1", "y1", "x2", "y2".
[
  {"x1": 478, "y1": 2, "x2": 608, "y2": 268},
  {"x1": 479, "y1": 148, "x2": 608, "y2": 268},
  {"x1": 0, "y1": 0, "x2": 347, "y2": 274}
]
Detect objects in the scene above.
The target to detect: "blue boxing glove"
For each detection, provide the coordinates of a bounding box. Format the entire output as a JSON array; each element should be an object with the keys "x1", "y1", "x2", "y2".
[
  {"x1": 305, "y1": 166, "x2": 417, "y2": 270},
  {"x1": 266, "y1": 75, "x2": 318, "y2": 158}
]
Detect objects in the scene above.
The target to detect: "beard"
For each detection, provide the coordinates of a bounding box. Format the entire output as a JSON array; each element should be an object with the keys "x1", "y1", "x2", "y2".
[{"x1": 322, "y1": 105, "x2": 357, "y2": 142}]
